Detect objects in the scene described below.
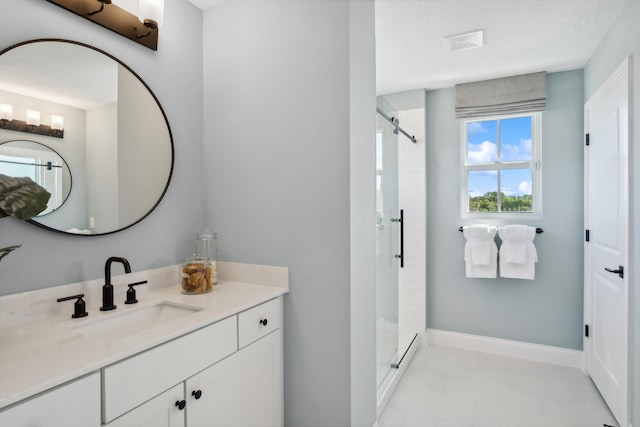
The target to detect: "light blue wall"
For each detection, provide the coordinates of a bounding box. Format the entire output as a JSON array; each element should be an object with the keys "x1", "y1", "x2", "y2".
[
  {"x1": 0, "y1": 0, "x2": 205, "y2": 295},
  {"x1": 202, "y1": 1, "x2": 376, "y2": 426},
  {"x1": 426, "y1": 70, "x2": 585, "y2": 349},
  {"x1": 583, "y1": 0, "x2": 640, "y2": 421}
]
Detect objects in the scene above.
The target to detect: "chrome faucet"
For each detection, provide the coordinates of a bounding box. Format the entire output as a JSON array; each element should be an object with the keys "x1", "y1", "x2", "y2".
[{"x1": 101, "y1": 257, "x2": 132, "y2": 311}]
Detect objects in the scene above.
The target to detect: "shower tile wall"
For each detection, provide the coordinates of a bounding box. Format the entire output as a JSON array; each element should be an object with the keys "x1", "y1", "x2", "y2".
[{"x1": 398, "y1": 108, "x2": 426, "y2": 354}]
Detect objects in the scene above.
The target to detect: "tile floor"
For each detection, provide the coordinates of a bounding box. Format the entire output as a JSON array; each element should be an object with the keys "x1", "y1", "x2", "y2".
[{"x1": 378, "y1": 344, "x2": 619, "y2": 427}]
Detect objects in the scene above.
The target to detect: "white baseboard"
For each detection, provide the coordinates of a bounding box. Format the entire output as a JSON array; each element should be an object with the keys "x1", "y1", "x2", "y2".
[{"x1": 427, "y1": 329, "x2": 583, "y2": 369}]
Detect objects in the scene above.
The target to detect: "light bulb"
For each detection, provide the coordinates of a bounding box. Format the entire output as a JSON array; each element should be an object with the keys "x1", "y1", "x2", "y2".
[
  {"x1": 0, "y1": 104, "x2": 12, "y2": 121},
  {"x1": 138, "y1": 0, "x2": 164, "y2": 28},
  {"x1": 51, "y1": 115, "x2": 64, "y2": 131},
  {"x1": 26, "y1": 110, "x2": 41, "y2": 126}
]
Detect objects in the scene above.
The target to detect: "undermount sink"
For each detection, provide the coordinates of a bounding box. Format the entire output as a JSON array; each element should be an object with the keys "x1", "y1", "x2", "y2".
[{"x1": 70, "y1": 301, "x2": 204, "y2": 342}]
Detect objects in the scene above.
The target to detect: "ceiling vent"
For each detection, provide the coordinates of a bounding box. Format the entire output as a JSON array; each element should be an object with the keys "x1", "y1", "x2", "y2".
[{"x1": 445, "y1": 30, "x2": 484, "y2": 51}]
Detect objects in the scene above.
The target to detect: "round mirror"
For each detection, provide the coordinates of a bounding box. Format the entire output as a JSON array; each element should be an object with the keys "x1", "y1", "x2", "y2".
[
  {"x1": 0, "y1": 139, "x2": 72, "y2": 216},
  {"x1": 0, "y1": 39, "x2": 173, "y2": 235}
]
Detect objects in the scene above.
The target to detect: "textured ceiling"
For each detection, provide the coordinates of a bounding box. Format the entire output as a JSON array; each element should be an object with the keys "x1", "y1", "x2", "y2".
[{"x1": 375, "y1": 0, "x2": 628, "y2": 94}]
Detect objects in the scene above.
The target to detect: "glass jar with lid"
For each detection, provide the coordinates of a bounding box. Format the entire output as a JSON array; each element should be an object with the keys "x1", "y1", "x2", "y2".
[
  {"x1": 196, "y1": 228, "x2": 218, "y2": 285},
  {"x1": 181, "y1": 255, "x2": 213, "y2": 294}
]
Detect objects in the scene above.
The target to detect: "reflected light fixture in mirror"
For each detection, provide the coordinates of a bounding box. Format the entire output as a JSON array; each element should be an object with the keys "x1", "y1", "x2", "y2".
[
  {"x1": 26, "y1": 110, "x2": 40, "y2": 126},
  {"x1": 51, "y1": 115, "x2": 64, "y2": 131},
  {"x1": 0, "y1": 103, "x2": 12, "y2": 121},
  {"x1": 0, "y1": 106, "x2": 64, "y2": 139},
  {"x1": 46, "y1": 0, "x2": 164, "y2": 51}
]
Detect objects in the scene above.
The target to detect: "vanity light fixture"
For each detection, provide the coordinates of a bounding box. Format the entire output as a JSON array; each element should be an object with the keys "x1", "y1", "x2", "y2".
[
  {"x1": 0, "y1": 107, "x2": 64, "y2": 139},
  {"x1": 89, "y1": 0, "x2": 112, "y2": 15},
  {"x1": 46, "y1": 0, "x2": 163, "y2": 50},
  {"x1": 137, "y1": 0, "x2": 164, "y2": 39}
]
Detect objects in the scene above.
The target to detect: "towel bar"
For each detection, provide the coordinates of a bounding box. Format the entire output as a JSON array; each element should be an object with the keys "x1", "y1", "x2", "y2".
[{"x1": 458, "y1": 226, "x2": 543, "y2": 233}]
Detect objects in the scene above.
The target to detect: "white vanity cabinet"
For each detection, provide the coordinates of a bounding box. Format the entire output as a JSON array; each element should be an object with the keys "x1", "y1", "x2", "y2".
[
  {"x1": 187, "y1": 299, "x2": 283, "y2": 427},
  {"x1": 103, "y1": 297, "x2": 283, "y2": 427},
  {"x1": 0, "y1": 372, "x2": 101, "y2": 427}
]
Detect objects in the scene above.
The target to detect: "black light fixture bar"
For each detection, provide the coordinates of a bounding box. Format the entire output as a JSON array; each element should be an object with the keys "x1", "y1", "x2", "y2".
[
  {"x1": 46, "y1": 0, "x2": 158, "y2": 51},
  {"x1": 0, "y1": 119, "x2": 64, "y2": 139}
]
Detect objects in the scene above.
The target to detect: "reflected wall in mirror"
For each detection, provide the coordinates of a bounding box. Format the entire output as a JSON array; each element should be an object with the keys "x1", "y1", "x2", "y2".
[
  {"x1": 0, "y1": 140, "x2": 71, "y2": 216},
  {"x1": 0, "y1": 39, "x2": 173, "y2": 235}
]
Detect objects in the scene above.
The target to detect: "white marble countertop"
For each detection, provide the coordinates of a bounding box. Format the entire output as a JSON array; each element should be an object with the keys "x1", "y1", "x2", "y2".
[{"x1": 0, "y1": 262, "x2": 288, "y2": 410}]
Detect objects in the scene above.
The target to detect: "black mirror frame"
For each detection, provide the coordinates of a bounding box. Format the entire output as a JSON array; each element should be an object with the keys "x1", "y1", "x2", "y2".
[{"x1": 0, "y1": 38, "x2": 175, "y2": 236}]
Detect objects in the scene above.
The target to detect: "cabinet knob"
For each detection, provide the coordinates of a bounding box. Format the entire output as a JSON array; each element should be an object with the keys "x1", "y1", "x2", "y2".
[
  {"x1": 192, "y1": 389, "x2": 202, "y2": 400},
  {"x1": 260, "y1": 318, "x2": 268, "y2": 326},
  {"x1": 175, "y1": 400, "x2": 186, "y2": 410}
]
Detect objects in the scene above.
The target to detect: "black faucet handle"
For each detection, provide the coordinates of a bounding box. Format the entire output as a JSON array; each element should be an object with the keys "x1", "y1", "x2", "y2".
[
  {"x1": 125, "y1": 280, "x2": 148, "y2": 304},
  {"x1": 57, "y1": 294, "x2": 89, "y2": 318}
]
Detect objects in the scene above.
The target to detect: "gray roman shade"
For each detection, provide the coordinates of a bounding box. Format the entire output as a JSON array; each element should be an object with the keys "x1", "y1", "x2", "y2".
[{"x1": 455, "y1": 72, "x2": 546, "y2": 119}]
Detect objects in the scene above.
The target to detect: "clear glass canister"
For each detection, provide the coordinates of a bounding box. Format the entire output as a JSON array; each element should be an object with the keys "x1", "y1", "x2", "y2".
[
  {"x1": 196, "y1": 228, "x2": 218, "y2": 285},
  {"x1": 181, "y1": 255, "x2": 213, "y2": 294}
]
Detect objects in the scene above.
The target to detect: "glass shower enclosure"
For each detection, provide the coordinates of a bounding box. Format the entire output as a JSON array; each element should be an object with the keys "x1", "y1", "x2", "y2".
[{"x1": 375, "y1": 105, "x2": 400, "y2": 397}]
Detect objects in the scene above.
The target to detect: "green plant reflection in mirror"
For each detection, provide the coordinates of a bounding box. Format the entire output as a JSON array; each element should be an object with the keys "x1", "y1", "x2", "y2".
[{"x1": 0, "y1": 140, "x2": 71, "y2": 216}]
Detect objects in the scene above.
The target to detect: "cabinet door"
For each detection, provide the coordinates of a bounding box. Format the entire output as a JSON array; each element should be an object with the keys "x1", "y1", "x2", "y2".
[
  {"x1": 106, "y1": 383, "x2": 185, "y2": 427},
  {"x1": 186, "y1": 329, "x2": 283, "y2": 427},
  {"x1": 0, "y1": 372, "x2": 100, "y2": 427},
  {"x1": 103, "y1": 316, "x2": 237, "y2": 423}
]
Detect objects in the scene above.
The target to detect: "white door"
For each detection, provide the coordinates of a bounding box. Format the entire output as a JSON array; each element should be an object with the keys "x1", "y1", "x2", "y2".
[
  {"x1": 186, "y1": 330, "x2": 283, "y2": 427},
  {"x1": 584, "y1": 57, "x2": 630, "y2": 427}
]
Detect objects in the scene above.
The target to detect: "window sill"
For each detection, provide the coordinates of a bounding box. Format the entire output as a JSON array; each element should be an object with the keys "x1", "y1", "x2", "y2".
[{"x1": 460, "y1": 211, "x2": 542, "y2": 221}]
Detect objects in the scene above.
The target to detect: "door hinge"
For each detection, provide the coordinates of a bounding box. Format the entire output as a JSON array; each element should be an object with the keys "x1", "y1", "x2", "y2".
[
  {"x1": 586, "y1": 133, "x2": 590, "y2": 146},
  {"x1": 585, "y1": 325, "x2": 589, "y2": 337},
  {"x1": 586, "y1": 229, "x2": 590, "y2": 242}
]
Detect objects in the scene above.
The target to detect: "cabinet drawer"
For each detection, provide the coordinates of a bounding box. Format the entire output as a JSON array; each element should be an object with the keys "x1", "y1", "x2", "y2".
[
  {"x1": 103, "y1": 316, "x2": 237, "y2": 423},
  {"x1": 238, "y1": 298, "x2": 281, "y2": 349},
  {"x1": 0, "y1": 372, "x2": 100, "y2": 427}
]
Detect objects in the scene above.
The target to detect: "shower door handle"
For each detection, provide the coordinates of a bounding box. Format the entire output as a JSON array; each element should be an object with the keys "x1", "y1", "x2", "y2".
[{"x1": 391, "y1": 209, "x2": 404, "y2": 268}]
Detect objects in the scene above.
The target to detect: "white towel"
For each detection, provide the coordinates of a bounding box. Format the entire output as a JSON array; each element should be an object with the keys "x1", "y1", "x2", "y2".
[
  {"x1": 463, "y1": 225, "x2": 498, "y2": 278},
  {"x1": 498, "y1": 225, "x2": 538, "y2": 280}
]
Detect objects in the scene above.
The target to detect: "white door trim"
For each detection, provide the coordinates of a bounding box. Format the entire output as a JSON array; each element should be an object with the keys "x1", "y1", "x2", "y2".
[{"x1": 584, "y1": 56, "x2": 631, "y2": 427}]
